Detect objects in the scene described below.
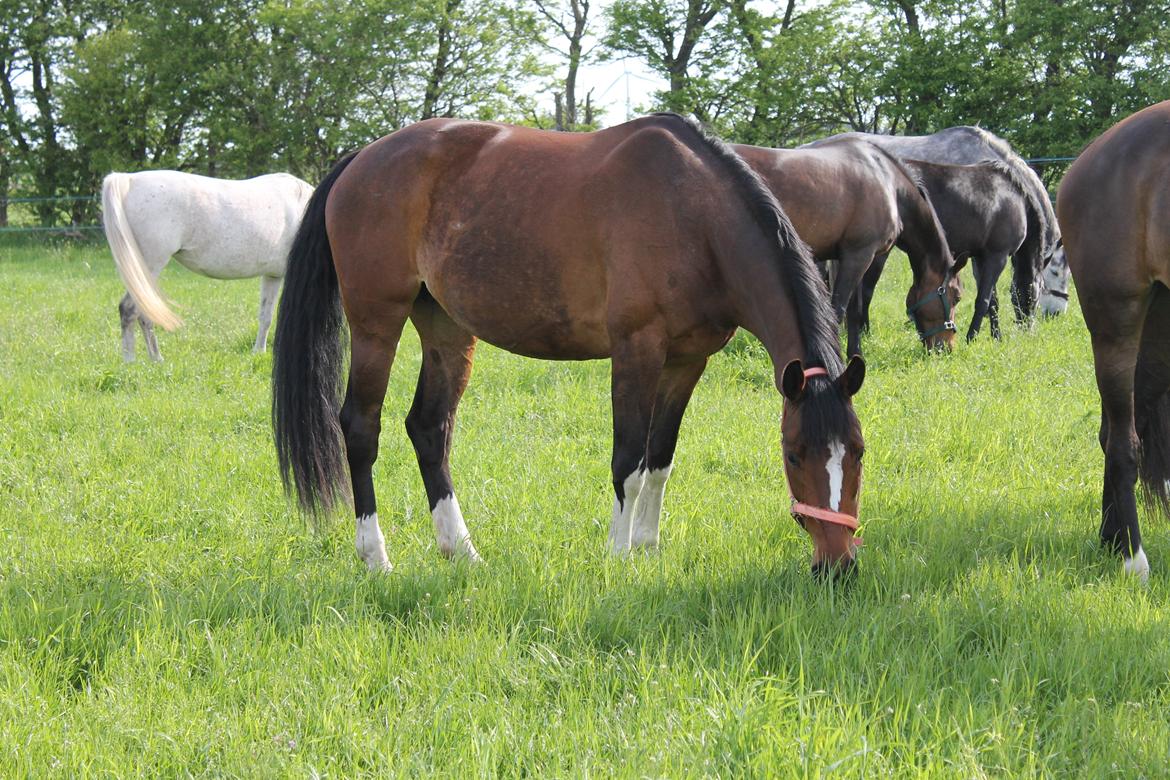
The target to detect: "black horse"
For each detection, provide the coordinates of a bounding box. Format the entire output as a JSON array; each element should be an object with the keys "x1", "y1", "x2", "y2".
[
  {"x1": 813, "y1": 127, "x2": 1060, "y2": 327},
  {"x1": 859, "y1": 158, "x2": 1049, "y2": 341}
]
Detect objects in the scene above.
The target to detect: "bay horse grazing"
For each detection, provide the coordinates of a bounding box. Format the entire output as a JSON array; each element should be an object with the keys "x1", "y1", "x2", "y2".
[
  {"x1": 272, "y1": 114, "x2": 866, "y2": 577},
  {"x1": 862, "y1": 158, "x2": 1047, "y2": 342},
  {"x1": 812, "y1": 126, "x2": 1060, "y2": 323},
  {"x1": 734, "y1": 139, "x2": 959, "y2": 356},
  {"x1": 1057, "y1": 100, "x2": 1170, "y2": 582},
  {"x1": 102, "y1": 170, "x2": 314, "y2": 361}
]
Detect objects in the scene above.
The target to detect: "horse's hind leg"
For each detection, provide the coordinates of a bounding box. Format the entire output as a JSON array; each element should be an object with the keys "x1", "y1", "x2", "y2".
[
  {"x1": 987, "y1": 289, "x2": 1002, "y2": 340},
  {"x1": 1085, "y1": 290, "x2": 1148, "y2": 578},
  {"x1": 406, "y1": 295, "x2": 481, "y2": 562},
  {"x1": 253, "y1": 275, "x2": 282, "y2": 353},
  {"x1": 119, "y1": 293, "x2": 138, "y2": 362},
  {"x1": 340, "y1": 307, "x2": 412, "y2": 572},
  {"x1": 140, "y1": 318, "x2": 162, "y2": 362},
  {"x1": 1134, "y1": 284, "x2": 1170, "y2": 512},
  {"x1": 630, "y1": 357, "x2": 708, "y2": 550},
  {"x1": 118, "y1": 293, "x2": 162, "y2": 362}
]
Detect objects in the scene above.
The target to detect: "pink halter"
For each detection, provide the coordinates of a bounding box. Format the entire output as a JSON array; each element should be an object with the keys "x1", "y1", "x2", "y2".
[{"x1": 785, "y1": 367, "x2": 863, "y2": 545}]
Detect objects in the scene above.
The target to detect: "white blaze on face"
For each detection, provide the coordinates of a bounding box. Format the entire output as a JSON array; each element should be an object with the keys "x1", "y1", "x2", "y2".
[{"x1": 826, "y1": 440, "x2": 846, "y2": 511}]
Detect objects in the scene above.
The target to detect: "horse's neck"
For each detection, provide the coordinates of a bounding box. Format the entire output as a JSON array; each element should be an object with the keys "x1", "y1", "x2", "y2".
[{"x1": 720, "y1": 233, "x2": 811, "y2": 377}]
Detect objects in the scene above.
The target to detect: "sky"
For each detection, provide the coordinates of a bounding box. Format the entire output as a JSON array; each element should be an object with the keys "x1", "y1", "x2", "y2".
[{"x1": 539, "y1": 0, "x2": 787, "y2": 127}]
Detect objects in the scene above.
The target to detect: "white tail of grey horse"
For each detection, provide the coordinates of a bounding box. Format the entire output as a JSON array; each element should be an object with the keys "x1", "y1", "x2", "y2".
[{"x1": 102, "y1": 172, "x2": 183, "y2": 331}]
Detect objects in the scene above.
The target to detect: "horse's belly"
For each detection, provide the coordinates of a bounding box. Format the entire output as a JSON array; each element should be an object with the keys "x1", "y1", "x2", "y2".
[
  {"x1": 177, "y1": 226, "x2": 292, "y2": 279},
  {"x1": 422, "y1": 250, "x2": 611, "y2": 360}
]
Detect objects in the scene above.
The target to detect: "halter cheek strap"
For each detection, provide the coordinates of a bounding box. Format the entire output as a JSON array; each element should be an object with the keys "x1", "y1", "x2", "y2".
[
  {"x1": 785, "y1": 367, "x2": 863, "y2": 546},
  {"x1": 906, "y1": 275, "x2": 957, "y2": 339}
]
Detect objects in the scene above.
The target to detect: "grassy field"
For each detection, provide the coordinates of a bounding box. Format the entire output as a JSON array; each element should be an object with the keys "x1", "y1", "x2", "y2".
[{"x1": 1, "y1": 236, "x2": 1167, "y2": 778}]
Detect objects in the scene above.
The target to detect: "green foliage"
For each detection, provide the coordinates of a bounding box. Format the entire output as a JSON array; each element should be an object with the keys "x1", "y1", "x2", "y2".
[
  {"x1": 1, "y1": 234, "x2": 1167, "y2": 776},
  {"x1": 1, "y1": 0, "x2": 547, "y2": 207},
  {"x1": 602, "y1": 0, "x2": 1170, "y2": 157}
]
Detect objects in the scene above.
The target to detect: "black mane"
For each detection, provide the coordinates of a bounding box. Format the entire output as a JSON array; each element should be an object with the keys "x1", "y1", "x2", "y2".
[{"x1": 652, "y1": 112, "x2": 843, "y2": 377}]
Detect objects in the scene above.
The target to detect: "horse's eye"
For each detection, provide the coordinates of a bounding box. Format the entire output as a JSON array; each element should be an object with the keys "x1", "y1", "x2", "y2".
[
  {"x1": 857, "y1": 448, "x2": 865, "y2": 463},
  {"x1": 787, "y1": 453, "x2": 800, "y2": 466}
]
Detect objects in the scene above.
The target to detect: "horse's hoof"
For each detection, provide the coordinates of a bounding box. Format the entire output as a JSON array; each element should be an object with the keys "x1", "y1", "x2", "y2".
[{"x1": 449, "y1": 542, "x2": 483, "y2": 565}]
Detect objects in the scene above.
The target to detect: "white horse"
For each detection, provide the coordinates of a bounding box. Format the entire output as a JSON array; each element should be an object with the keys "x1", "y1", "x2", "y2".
[{"x1": 101, "y1": 170, "x2": 314, "y2": 361}]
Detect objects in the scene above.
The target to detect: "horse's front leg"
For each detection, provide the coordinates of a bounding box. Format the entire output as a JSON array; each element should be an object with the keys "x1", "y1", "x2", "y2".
[
  {"x1": 832, "y1": 248, "x2": 878, "y2": 358},
  {"x1": 608, "y1": 328, "x2": 667, "y2": 555},
  {"x1": 966, "y1": 252, "x2": 1008, "y2": 342},
  {"x1": 1081, "y1": 285, "x2": 1150, "y2": 581},
  {"x1": 630, "y1": 357, "x2": 708, "y2": 550},
  {"x1": 253, "y1": 276, "x2": 282, "y2": 353},
  {"x1": 1010, "y1": 252, "x2": 1039, "y2": 325}
]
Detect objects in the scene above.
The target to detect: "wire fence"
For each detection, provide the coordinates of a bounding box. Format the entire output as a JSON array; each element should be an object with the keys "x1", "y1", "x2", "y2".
[
  {"x1": 0, "y1": 156, "x2": 1080, "y2": 235},
  {"x1": 0, "y1": 194, "x2": 102, "y2": 235}
]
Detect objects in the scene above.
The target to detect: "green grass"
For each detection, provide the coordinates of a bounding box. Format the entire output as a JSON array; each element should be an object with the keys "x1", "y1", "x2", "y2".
[{"x1": 1, "y1": 237, "x2": 1167, "y2": 778}]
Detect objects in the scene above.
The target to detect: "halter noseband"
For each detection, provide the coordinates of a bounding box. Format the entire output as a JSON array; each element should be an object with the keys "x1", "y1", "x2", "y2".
[
  {"x1": 784, "y1": 367, "x2": 863, "y2": 544},
  {"x1": 1043, "y1": 288, "x2": 1070, "y2": 301},
  {"x1": 906, "y1": 276, "x2": 956, "y2": 340}
]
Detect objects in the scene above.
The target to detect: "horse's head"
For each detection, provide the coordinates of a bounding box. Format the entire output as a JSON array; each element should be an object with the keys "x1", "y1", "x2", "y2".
[
  {"x1": 906, "y1": 267, "x2": 962, "y2": 350},
  {"x1": 779, "y1": 357, "x2": 866, "y2": 577},
  {"x1": 1038, "y1": 240, "x2": 1070, "y2": 316}
]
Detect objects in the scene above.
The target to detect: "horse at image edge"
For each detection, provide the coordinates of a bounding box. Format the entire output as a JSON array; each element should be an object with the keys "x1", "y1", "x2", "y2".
[{"x1": 1058, "y1": 99, "x2": 1170, "y2": 583}]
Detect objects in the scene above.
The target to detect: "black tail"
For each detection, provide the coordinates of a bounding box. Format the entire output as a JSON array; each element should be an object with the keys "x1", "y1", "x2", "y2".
[
  {"x1": 1136, "y1": 285, "x2": 1170, "y2": 514},
  {"x1": 272, "y1": 152, "x2": 359, "y2": 515}
]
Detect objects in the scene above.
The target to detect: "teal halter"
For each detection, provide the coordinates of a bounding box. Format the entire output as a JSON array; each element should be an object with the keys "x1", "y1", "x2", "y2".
[{"x1": 906, "y1": 276, "x2": 956, "y2": 340}]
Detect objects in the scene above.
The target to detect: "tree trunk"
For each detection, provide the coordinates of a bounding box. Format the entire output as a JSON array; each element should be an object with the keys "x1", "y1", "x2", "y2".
[
  {"x1": 422, "y1": 0, "x2": 462, "y2": 120},
  {"x1": 895, "y1": 0, "x2": 920, "y2": 36}
]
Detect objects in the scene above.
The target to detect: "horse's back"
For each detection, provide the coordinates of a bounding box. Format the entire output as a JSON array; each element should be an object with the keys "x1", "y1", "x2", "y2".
[
  {"x1": 735, "y1": 141, "x2": 898, "y2": 257},
  {"x1": 327, "y1": 116, "x2": 747, "y2": 359},
  {"x1": 119, "y1": 170, "x2": 310, "y2": 279}
]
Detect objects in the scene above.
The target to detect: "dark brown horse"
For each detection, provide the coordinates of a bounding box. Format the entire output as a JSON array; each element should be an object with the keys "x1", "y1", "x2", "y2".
[
  {"x1": 861, "y1": 158, "x2": 1046, "y2": 342},
  {"x1": 735, "y1": 139, "x2": 960, "y2": 356},
  {"x1": 812, "y1": 126, "x2": 1061, "y2": 324},
  {"x1": 1058, "y1": 100, "x2": 1170, "y2": 582},
  {"x1": 272, "y1": 114, "x2": 866, "y2": 576}
]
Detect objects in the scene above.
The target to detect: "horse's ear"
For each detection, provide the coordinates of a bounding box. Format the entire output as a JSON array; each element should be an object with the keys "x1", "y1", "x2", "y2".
[
  {"x1": 839, "y1": 355, "x2": 866, "y2": 397},
  {"x1": 781, "y1": 359, "x2": 806, "y2": 401}
]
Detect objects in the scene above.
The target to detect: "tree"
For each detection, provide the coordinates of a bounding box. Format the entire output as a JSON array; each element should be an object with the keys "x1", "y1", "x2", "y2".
[
  {"x1": 603, "y1": 0, "x2": 727, "y2": 118},
  {"x1": 533, "y1": 0, "x2": 593, "y2": 130},
  {"x1": 0, "y1": 0, "x2": 118, "y2": 224}
]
